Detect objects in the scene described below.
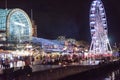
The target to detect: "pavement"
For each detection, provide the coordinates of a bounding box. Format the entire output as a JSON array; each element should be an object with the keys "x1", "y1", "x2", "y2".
[
  {"x1": 31, "y1": 64, "x2": 61, "y2": 72},
  {"x1": 0, "y1": 59, "x2": 99, "y2": 75}
]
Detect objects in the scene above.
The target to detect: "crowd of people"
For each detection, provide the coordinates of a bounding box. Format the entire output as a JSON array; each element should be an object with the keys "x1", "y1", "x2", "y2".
[
  {"x1": 33, "y1": 54, "x2": 90, "y2": 65},
  {"x1": 0, "y1": 56, "x2": 32, "y2": 69},
  {"x1": 0, "y1": 53, "x2": 115, "y2": 69}
]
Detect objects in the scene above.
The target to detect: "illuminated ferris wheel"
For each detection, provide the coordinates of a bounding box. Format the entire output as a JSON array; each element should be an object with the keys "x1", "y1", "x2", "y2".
[{"x1": 89, "y1": 0, "x2": 112, "y2": 54}]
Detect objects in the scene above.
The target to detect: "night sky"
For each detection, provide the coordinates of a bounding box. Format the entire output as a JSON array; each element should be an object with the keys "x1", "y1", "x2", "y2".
[{"x1": 0, "y1": 0, "x2": 120, "y2": 45}]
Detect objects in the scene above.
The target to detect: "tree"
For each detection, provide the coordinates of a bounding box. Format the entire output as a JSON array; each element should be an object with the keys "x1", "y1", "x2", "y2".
[
  {"x1": 76, "y1": 40, "x2": 89, "y2": 49},
  {"x1": 57, "y1": 36, "x2": 66, "y2": 41}
]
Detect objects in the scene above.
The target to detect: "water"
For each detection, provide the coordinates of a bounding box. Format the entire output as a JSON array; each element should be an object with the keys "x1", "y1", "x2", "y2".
[
  {"x1": 61, "y1": 66, "x2": 120, "y2": 80},
  {"x1": 79, "y1": 69, "x2": 120, "y2": 80}
]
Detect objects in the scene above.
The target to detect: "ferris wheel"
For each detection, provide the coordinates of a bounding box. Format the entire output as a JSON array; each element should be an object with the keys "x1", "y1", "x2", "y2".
[{"x1": 89, "y1": 0, "x2": 112, "y2": 54}]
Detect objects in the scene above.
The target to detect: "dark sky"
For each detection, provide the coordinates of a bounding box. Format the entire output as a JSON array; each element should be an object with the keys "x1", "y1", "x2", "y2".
[{"x1": 0, "y1": 0, "x2": 120, "y2": 44}]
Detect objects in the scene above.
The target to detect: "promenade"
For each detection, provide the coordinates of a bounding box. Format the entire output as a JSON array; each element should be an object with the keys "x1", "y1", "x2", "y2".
[
  {"x1": 0, "y1": 63, "x2": 100, "y2": 80},
  {"x1": 0, "y1": 59, "x2": 119, "y2": 80}
]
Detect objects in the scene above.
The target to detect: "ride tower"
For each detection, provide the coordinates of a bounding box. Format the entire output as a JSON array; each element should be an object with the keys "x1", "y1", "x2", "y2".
[{"x1": 89, "y1": 0, "x2": 112, "y2": 55}]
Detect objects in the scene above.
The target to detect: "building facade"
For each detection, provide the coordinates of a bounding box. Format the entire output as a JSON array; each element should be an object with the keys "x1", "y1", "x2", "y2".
[{"x1": 0, "y1": 8, "x2": 32, "y2": 43}]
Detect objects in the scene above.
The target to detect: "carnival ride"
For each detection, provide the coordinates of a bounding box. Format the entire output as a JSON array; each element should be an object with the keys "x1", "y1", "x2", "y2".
[{"x1": 89, "y1": 0, "x2": 112, "y2": 56}]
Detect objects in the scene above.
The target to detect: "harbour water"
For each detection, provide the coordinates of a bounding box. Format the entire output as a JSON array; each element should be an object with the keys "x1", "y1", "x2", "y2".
[{"x1": 61, "y1": 65, "x2": 120, "y2": 80}]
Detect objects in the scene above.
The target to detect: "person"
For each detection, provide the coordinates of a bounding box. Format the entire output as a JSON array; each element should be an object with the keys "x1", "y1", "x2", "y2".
[
  {"x1": 23, "y1": 57, "x2": 32, "y2": 77},
  {"x1": 31, "y1": 57, "x2": 34, "y2": 65},
  {"x1": 4, "y1": 58, "x2": 10, "y2": 69},
  {"x1": 24, "y1": 57, "x2": 31, "y2": 66},
  {"x1": 0, "y1": 59, "x2": 2, "y2": 68}
]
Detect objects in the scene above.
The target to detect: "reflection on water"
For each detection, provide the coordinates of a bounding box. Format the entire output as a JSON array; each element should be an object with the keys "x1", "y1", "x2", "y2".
[
  {"x1": 61, "y1": 66, "x2": 120, "y2": 80},
  {"x1": 79, "y1": 67, "x2": 120, "y2": 80},
  {"x1": 103, "y1": 69, "x2": 120, "y2": 80},
  {"x1": 106, "y1": 69, "x2": 120, "y2": 80}
]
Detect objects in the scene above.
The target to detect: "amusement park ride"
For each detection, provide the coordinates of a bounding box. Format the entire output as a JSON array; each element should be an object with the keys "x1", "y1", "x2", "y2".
[{"x1": 89, "y1": 0, "x2": 112, "y2": 56}]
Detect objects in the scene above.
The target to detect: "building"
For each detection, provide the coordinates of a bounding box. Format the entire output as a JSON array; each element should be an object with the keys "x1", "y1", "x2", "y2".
[{"x1": 0, "y1": 8, "x2": 32, "y2": 44}]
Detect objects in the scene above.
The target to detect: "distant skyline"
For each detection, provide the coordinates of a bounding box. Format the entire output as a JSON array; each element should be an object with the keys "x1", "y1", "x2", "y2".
[{"x1": 0, "y1": 0, "x2": 120, "y2": 44}]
